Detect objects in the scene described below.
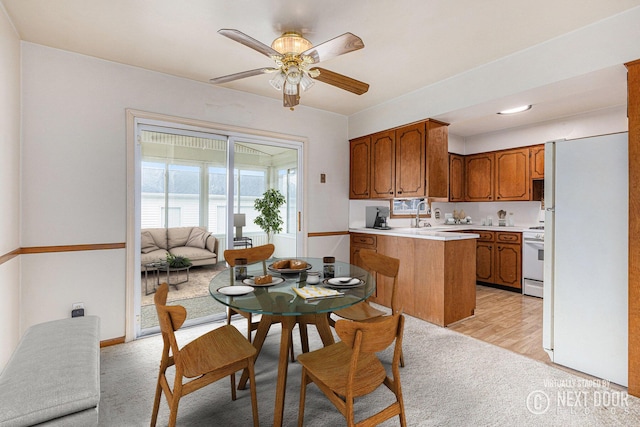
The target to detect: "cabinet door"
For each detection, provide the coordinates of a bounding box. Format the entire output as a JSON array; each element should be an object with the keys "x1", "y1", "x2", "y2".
[
  {"x1": 495, "y1": 243, "x2": 522, "y2": 288},
  {"x1": 530, "y1": 145, "x2": 545, "y2": 179},
  {"x1": 425, "y1": 120, "x2": 449, "y2": 198},
  {"x1": 494, "y1": 148, "x2": 530, "y2": 201},
  {"x1": 349, "y1": 136, "x2": 371, "y2": 199},
  {"x1": 476, "y1": 241, "x2": 494, "y2": 283},
  {"x1": 395, "y1": 123, "x2": 425, "y2": 197},
  {"x1": 449, "y1": 153, "x2": 465, "y2": 202},
  {"x1": 465, "y1": 153, "x2": 494, "y2": 201},
  {"x1": 370, "y1": 131, "x2": 395, "y2": 199}
]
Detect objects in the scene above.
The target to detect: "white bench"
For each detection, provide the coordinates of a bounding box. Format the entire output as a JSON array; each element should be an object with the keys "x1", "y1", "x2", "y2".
[{"x1": 0, "y1": 316, "x2": 100, "y2": 426}]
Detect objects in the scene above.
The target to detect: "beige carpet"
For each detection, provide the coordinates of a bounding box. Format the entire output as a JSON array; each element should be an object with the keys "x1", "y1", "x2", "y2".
[{"x1": 100, "y1": 309, "x2": 640, "y2": 426}]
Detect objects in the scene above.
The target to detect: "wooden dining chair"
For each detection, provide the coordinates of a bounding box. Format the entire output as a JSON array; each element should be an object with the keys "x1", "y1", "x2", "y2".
[
  {"x1": 332, "y1": 249, "x2": 405, "y2": 366},
  {"x1": 223, "y1": 243, "x2": 275, "y2": 341},
  {"x1": 297, "y1": 313, "x2": 406, "y2": 427},
  {"x1": 151, "y1": 283, "x2": 259, "y2": 427}
]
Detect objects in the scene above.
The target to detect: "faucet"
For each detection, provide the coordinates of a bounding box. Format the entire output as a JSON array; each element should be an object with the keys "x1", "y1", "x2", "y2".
[{"x1": 413, "y1": 200, "x2": 431, "y2": 228}]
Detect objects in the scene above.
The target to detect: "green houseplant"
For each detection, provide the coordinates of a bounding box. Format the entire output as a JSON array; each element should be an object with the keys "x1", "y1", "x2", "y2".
[
  {"x1": 254, "y1": 188, "x2": 286, "y2": 242},
  {"x1": 166, "y1": 253, "x2": 192, "y2": 268}
]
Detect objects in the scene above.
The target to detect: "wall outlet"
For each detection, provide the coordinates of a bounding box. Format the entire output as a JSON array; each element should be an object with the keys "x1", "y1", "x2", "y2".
[{"x1": 71, "y1": 302, "x2": 85, "y2": 318}]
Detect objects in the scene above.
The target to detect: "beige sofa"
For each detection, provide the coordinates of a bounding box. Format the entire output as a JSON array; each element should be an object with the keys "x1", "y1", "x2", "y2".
[{"x1": 141, "y1": 227, "x2": 218, "y2": 268}]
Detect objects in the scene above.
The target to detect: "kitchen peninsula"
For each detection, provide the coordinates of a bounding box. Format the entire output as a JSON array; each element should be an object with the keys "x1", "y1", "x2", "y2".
[{"x1": 350, "y1": 227, "x2": 478, "y2": 326}]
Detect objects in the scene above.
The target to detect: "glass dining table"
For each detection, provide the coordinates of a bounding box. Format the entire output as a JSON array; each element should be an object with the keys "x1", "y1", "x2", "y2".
[{"x1": 209, "y1": 257, "x2": 375, "y2": 427}]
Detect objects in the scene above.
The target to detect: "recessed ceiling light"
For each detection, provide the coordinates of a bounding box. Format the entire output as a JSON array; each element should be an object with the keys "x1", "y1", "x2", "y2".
[{"x1": 497, "y1": 105, "x2": 532, "y2": 115}]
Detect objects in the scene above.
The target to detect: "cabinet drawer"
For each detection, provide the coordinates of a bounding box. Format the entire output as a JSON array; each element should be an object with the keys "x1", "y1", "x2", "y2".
[
  {"x1": 496, "y1": 232, "x2": 522, "y2": 244},
  {"x1": 351, "y1": 234, "x2": 377, "y2": 248},
  {"x1": 474, "y1": 231, "x2": 495, "y2": 242}
]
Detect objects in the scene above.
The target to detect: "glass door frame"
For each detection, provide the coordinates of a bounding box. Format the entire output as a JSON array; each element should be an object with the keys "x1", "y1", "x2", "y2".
[{"x1": 125, "y1": 110, "x2": 306, "y2": 341}]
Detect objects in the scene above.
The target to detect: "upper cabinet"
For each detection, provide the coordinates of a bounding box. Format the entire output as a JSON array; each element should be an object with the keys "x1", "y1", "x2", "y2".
[
  {"x1": 370, "y1": 131, "x2": 396, "y2": 198},
  {"x1": 449, "y1": 154, "x2": 465, "y2": 202},
  {"x1": 494, "y1": 148, "x2": 530, "y2": 201},
  {"x1": 395, "y1": 122, "x2": 426, "y2": 197},
  {"x1": 465, "y1": 152, "x2": 494, "y2": 201},
  {"x1": 451, "y1": 145, "x2": 544, "y2": 202},
  {"x1": 530, "y1": 145, "x2": 545, "y2": 179},
  {"x1": 349, "y1": 136, "x2": 371, "y2": 199},
  {"x1": 349, "y1": 119, "x2": 449, "y2": 200}
]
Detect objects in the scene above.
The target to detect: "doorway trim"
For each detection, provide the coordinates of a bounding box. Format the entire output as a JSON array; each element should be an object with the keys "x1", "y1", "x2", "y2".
[{"x1": 125, "y1": 109, "x2": 308, "y2": 342}]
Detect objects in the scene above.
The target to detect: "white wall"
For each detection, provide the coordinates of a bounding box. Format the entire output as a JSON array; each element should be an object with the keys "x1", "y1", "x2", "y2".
[
  {"x1": 0, "y1": 5, "x2": 21, "y2": 368},
  {"x1": 348, "y1": 6, "x2": 640, "y2": 139},
  {"x1": 20, "y1": 42, "x2": 350, "y2": 341}
]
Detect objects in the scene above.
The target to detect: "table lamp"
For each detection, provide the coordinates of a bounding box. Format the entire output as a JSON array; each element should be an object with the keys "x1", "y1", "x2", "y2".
[{"x1": 234, "y1": 213, "x2": 246, "y2": 239}]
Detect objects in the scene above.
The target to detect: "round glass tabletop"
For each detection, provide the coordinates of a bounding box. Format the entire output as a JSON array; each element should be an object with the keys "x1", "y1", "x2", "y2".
[{"x1": 210, "y1": 257, "x2": 375, "y2": 316}]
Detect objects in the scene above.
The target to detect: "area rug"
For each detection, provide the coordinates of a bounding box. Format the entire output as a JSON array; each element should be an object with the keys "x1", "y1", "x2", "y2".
[
  {"x1": 99, "y1": 311, "x2": 640, "y2": 426},
  {"x1": 140, "y1": 264, "x2": 227, "y2": 329}
]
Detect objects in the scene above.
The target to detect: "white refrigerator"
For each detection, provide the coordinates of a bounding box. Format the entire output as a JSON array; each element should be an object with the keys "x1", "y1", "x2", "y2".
[{"x1": 543, "y1": 132, "x2": 628, "y2": 386}]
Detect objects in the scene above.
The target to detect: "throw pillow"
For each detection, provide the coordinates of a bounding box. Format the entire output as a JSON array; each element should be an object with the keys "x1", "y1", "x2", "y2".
[
  {"x1": 141, "y1": 231, "x2": 160, "y2": 254},
  {"x1": 186, "y1": 227, "x2": 210, "y2": 249}
]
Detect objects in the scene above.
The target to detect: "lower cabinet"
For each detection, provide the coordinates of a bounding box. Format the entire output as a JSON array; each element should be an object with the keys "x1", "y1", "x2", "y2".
[
  {"x1": 471, "y1": 230, "x2": 522, "y2": 290},
  {"x1": 350, "y1": 232, "x2": 476, "y2": 326}
]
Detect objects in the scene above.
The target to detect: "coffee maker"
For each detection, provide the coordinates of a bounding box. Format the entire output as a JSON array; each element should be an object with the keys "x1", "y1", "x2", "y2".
[{"x1": 366, "y1": 206, "x2": 391, "y2": 230}]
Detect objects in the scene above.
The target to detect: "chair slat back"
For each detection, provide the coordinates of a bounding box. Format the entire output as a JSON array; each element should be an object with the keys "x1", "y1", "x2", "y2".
[
  {"x1": 154, "y1": 283, "x2": 188, "y2": 356},
  {"x1": 335, "y1": 314, "x2": 401, "y2": 354},
  {"x1": 224, "y1": 244, "x2": 275, "y2": 275},
  {"x1": 359, "y1": 250, "x2": 401, "y2": 313}
]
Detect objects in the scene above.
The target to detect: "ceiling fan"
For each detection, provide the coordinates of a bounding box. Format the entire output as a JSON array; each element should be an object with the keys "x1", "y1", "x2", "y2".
[{"x1": 210, "y1": 29, "x2": 369, "y2": 109}]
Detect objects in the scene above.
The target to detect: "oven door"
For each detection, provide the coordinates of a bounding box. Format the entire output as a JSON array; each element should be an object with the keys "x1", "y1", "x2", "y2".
[{"x1": 523, "y1": 239, "x2": 544, "y2": 282}]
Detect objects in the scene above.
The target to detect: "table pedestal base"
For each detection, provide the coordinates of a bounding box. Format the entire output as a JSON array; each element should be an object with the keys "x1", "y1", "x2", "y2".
[{"x1": 238, "y1": 313, "x2": 334, "y2": 427}]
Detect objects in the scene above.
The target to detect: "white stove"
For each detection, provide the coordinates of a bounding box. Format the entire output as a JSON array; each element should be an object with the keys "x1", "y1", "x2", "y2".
[{"x1": 522, "y1": 227, "x2": 544, "y2": 298}]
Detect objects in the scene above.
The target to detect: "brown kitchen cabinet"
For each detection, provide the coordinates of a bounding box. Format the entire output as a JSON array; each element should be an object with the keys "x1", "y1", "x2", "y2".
[
  {"x1": 449, "y1": 153, "x2": 465, "y2": 202},
  {"x1": 349, "y1": 119, "x2": 449, "y2": 200},
  {"x1": 425, "y1": 120, "x2": 449, "y2": 199},
  {"x1": 394, "y1": 122, "x2": 426, "y2": 197},
  {"x1": 475, "y1": 231, "x2": 495, "y2": 283},
  {"x1": 465, "y1": 153, "x2": 494, "y2": 201},
  {"x1": 350, "y1": 233, "x2": 378, "y2": 297},
  {"x1": 494, "y1": 232, "x2": 522, "y2": 289},
  {"x1": 530, "y1": 145, "x2": 545, "y2": 179},
  {"x1": 494, "y1": 148, "x2": 530, "y2": 201},
  {"x1": 373, "y1": 234, "x2": 476, "y2": 326},
  {"x1": 370, "y1": 130, "x2": 396, "y2": 198},
  {"x1": 468, "y1": 230, "x2": 521, "y2": 290},
  {"x1": 349, "y1": 136, "x2": 371, "y2": 199}
]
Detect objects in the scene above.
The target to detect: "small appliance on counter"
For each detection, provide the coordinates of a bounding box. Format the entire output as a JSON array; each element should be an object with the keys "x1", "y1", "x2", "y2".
[{"x1": 365, "y1": 206, "x2": 391, "y2": 229}]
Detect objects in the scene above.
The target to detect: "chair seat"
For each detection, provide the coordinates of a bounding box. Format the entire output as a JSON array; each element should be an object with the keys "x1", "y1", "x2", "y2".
[
  {"x1": 181, "y1": 325, "x2": 256, "y2": 379},
  {"x1": 333, "y1": 301, "x2": 386, "y2": 322},
  {"x1": 297, "y1": 341, "x2": 386, "y2": 398}
]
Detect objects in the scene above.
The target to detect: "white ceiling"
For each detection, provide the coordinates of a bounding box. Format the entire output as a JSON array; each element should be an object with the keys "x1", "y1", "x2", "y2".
[{"x1": 3, "y1": 0, "x2": 639, "y2": 137}]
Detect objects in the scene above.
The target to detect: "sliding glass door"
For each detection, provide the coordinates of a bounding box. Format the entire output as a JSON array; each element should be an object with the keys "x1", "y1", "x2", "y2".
[{"x1": 135, "y1": 120, "x2": 302, "y2": 337}]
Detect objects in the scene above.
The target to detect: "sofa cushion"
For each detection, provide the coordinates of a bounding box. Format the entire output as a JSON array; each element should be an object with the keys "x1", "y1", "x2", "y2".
[
  {"x1": 141, "y1": 228, "x2": 168, "y2": 250},
  {"x1": 185, "y1": 227, "x2": 210, "y2": 249},
  {"x1": 141, "y1": 249, "x2": 169, "y2": 266},
  {"x1": 167, "y1": 227, "x2": 194, "y2": 249},
  {"x1": 170, "y1": 246, "x2": 216, "y2": 262},
  {"x1": 141, "y1": 231, "x2": 160, "y2": 253}
]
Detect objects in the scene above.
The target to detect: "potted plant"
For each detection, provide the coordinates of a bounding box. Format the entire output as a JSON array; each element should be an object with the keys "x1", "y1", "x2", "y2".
[
  {"x1": 254, "y1": 188, "x2": 286, "y2": 242},
  {"x1": 166, "y1": 253, "x2": 192, "y2": 268}
]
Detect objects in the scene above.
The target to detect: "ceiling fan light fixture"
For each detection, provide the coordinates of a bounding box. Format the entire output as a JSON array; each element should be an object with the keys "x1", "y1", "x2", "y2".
[
  {"x1": 269, "y1": 72, "x2": 285, "y2": 90},
  {"x1": 271, "y1": 32, "x2": 313, "y2": 55},
  {"x1": 284, "y1": 82, "x2": 298, "y2": 96},
  {"x1": 300, "y1": 73, "x2": 315, "y2": 91}
]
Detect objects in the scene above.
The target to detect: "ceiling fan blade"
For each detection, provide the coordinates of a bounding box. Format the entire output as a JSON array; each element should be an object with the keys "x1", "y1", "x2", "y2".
[
  {"x1": 301, "y1": 32, "x2": 364, "y2": 63},
  {"x1": 210, "y1": 67, "x2": 279, "y2": 84},
  {"x1": 218, "y1": 29, "x2": 282, "y2": 59},
  {"x1": 310, "y1": 67, "x2": 369, "y2": 95},
  {"x1": 284, "y1": 91, "x2": 300, "y2": 108}
]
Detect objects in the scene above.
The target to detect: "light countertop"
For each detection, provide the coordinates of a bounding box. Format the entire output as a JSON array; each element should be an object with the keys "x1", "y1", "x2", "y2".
[{"x1": 349, "y1": 224, "x2": 535, "y2": 241}]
